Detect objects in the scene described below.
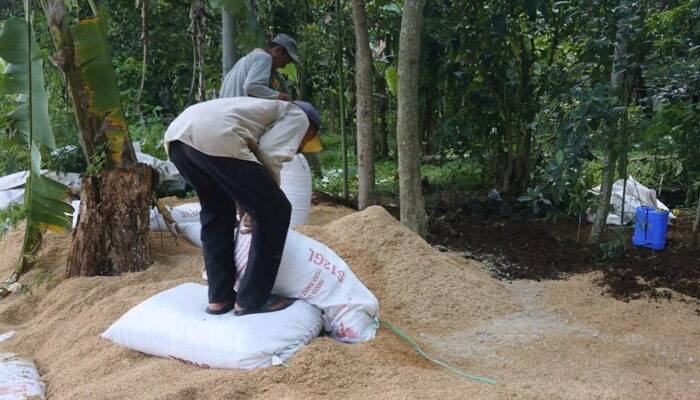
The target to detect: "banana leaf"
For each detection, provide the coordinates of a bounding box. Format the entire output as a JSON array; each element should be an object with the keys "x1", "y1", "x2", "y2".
[
  {"x1": 0, "y1": 19, "x2": 54, "y2": 149},
  {"x1": 0, "y1": 17, "x2": 72, "y2": 278},
  {"x1": 72, "y1": 15, "x2": 129, "y2": 165}
]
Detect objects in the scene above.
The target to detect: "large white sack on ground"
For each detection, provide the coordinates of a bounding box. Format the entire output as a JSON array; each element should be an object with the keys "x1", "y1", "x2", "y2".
[
  {"x1": 149, "y1": 202, "x2": 201, "y2": 231},
  {"x1": 0, "y1": 353, "x2": 46, "y2": 400},
  {"x1": 101, "y1": 283, "x2": 323, "y2": 370},
  {"x1": 235, "y1": 230, "x2": 379, "y2": 343},
  {"x1": 177, "y1": 222, "x2": 379, "y2": 344},
  {"x1": 588, "y1": 176, "x2": 675, "y2": 225},
  {"x1": 70, "y1": 200, "x2": 200, "y2": 231},
  {"x1": 280, "y1": 154, "x2": 312, "y2": 228}
]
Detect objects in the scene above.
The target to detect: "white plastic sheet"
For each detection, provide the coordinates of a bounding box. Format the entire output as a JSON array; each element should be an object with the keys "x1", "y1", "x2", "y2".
[
  {"x1": 0, "y1": 170, "x2": 81, "y2": 211},
  {"x1": 588, "y1": 176, "x2": 675, "y2": 225}
]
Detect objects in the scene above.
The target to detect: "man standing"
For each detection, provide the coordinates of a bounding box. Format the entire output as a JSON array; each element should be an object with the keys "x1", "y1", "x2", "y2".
[
  {"x1": 165, "y1": 98, "x2": 322, "y2": 316},
  {"x1": 220, "y1": 34, "x2": 299, "y2": 100}
]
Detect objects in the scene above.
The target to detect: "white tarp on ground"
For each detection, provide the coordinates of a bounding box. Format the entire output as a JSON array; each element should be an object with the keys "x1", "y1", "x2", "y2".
[
  {"x1": 135, "y1": 151, "x2": 187, "y2": 193},
  {"x1": 102, "y1": 283, "x2": 323, "y2": 370},
  {"x1": 588, "y1": 176, "x2": 675, "y2": 225},
  {"x1": 0, "y1": 353, "x2": 45, "y2": 400},
  {"x1": 0, "y1": 170, "x2": 82, "y2": 211}
]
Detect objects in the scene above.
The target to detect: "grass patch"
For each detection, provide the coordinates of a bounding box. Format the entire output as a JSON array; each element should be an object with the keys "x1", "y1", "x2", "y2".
[
  {"x1": 314, "y1": 134, "x2": 489, "y2": 198},
  {"x1": 0, "y1": 203, "x2": 26, "y2": 238}
]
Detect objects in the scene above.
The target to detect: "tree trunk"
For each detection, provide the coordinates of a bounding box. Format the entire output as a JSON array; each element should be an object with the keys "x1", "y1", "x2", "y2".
[
  {"x1": 589, "y1": 144, "x2": 618, "y2": 244},
  {"x1": 351, "y1": 0, "x2": 374, "y2": 210},
  {"x1": 328, "y1": 95, "x2": 337, "y2": 134},
  {"x1": 41, "y1": 0, "x2": 153, "y2": 276},
  {"x1": 396, "y1": 0, "x2": 427, "y2": 237},
  {"x1": 134, "y1": 0, "x2": 149, "y2": 116},
  {"x1": 589, "y1": 0, "x2": 635, "y2": 244},
  {"x1": 67, "y1": 165, "x2": 155, "y2": 277},
  {"x1": 692, "y1": 194, "x2": 700, "y2": 248},
  {"x1": 222, "y1": 9, "x2": 238, "y2": 78},
  {"x1": 423, "y1": 95, "x2": 434, "y2": 155},
  {"x1": 377, "y1": 80, "x2": 389, "y2": 158}
]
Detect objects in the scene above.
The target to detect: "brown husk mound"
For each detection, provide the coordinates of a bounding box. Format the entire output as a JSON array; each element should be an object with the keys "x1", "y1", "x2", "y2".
[{"x1": 0, "y1": 206, "x2": 697, "y2": 399}]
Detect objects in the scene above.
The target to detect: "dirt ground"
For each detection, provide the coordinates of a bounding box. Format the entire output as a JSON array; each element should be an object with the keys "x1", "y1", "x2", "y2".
[
  {"x1": 0, "y1": 205, "x2": 697, "y2": 399},
  {"x1": 428, "y1": 200, "x2": 700, "y2": 303}
]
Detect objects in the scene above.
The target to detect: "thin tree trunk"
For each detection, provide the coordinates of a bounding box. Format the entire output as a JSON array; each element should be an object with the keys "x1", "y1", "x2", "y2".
[
  {"x1": 396, "y1": 0, "x2": 427, "y2": 237},
  {"x1": 589, "y1": 144, "x2": 618, "y2": 244},
  {"x1": 328, "y1": 95, "x2": 336, "y2": 134},
  {"x1": 589, "y1": 0, "x2": 634, "y2": 244},
  {"x1": 351, "y1": 0, "x2": 374, "y2": 210},
  {"x1": 222, "y1": 9, "x2": 238, "y2": 78},
  {"x1": 423, "y1": 95, "x2": 434, "y2": 155},
  {"x1": 335, "y1": 0, "x2": 349, "y2": 200},
  {"x1": 692, "y1": 195, "x2": 700, "y2": 248},
  {"x1": 135, "y1": 0, "x2": 149, "y2": 116},
  {"x1": 377, "y1": 79, "x2": 389, "y2": 158}
]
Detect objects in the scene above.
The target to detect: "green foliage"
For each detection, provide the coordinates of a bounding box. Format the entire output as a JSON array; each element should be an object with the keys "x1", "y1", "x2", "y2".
[
  {"x1": 129, "y1": 114, "x2": 168, "y2": 160},
  {"x1": 0, "y1": 203, "x2": 26, "y2": 238},
  {"x1": 84, "y1": 142, "x2": 108, "y2": 176},
  {"x1": 0, "y1": 14, "x2": 72, "y2": 276},
  {"x1": 599, "y1": 226, "x2": 631, "y2": 260}
]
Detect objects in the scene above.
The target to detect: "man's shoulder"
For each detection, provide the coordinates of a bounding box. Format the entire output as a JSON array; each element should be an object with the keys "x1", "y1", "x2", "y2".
[{"x1": 247, "y1": 49, "x2": 272, "y2": 63}]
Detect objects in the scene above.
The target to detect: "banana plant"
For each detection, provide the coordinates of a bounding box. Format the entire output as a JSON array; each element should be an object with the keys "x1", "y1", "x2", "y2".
[
  {"x1": 0, "y1": 13, "x2": 73, "y2": 286},
  {"x1": 72, "y1": 13, "x2": 132, "y2": 166}
]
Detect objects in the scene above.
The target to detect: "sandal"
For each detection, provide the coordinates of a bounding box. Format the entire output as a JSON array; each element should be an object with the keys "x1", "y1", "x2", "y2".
[
  {"x1": 234, "y1": 294, "x2": 295, "y2": 316},
  {"x1": 205, "y1": 301, "x2": 236, "y2": 315}
]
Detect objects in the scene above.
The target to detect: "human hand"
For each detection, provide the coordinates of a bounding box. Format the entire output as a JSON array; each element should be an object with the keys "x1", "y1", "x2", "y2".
[
  {"x1": 277, "y1": 92, "x2": 291, "y2": 101},
  {"x1": 245, "y1": 137, "x2": 259, "y2": 153},
  {"x1": 240, "y1": 213, "x2": 252, "y2": 234}
]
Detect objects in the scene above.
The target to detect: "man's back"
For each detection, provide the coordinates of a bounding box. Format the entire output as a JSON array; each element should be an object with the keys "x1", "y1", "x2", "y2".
[{"x1": 220, "y1": 50, "x2": 278, "y2": 99}]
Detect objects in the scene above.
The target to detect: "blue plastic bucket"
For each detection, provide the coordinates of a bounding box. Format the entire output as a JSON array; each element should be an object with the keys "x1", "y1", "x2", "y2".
[{"x1": 632, "y1": 206, "x2": 669, "y2": 250}]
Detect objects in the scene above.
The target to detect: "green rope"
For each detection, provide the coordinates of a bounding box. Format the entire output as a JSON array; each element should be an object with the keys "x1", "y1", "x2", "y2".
[{"x1": 379, "y1": 319, "x2": 497, "y2": 385}]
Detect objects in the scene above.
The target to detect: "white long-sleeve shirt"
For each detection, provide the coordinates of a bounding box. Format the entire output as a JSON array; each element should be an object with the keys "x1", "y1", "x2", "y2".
[
  {"x1": 219, "y1": 49, "x2": 279, "y2": 99},
  {"x1": 164, "y1": 97, "x2": 308, "y2": 184}
]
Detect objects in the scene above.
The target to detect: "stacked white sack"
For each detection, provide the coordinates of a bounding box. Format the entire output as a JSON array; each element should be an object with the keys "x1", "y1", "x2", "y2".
[{"x1": 102, "y1": 283, "x2": 322, "y2": 370}]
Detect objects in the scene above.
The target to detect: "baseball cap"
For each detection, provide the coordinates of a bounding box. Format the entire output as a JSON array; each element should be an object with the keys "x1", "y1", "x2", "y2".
[
  {"x1": 272, "y1": 34, "x2": 300, "y2": 64},
  {"x1": 292, "y1": 100, "x2": 323, "y2": 153}
]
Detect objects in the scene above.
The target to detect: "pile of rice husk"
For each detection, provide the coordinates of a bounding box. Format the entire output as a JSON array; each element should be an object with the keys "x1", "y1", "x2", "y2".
[{"x1": 0, "y1": 205, "x2": 697, "y2": 399}]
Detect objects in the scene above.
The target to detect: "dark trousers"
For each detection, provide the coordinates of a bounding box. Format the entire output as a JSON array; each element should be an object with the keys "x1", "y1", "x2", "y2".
[{"x1": 168, "y1": 141, "x2": 291, "y2": 308}]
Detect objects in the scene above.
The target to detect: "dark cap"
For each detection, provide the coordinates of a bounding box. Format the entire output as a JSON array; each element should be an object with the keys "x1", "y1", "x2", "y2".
[
  {"x1": 292, "y1": 101, "x2": 321, "y2": 130},
  {"x1": 272, "y1": 34, "x2": 300, "y2": 64}
]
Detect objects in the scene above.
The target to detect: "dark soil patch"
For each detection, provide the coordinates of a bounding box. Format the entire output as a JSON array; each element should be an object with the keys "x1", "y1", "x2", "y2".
[
  {"x1": 428, "y1": 204, "x2": 699, "y2": 302},
  {"x1": 313, "y1": 190, "x2": 699, "y2": 302}
]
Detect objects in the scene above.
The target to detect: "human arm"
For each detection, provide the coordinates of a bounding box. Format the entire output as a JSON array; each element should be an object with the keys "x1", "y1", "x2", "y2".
[
  {"x1": 255, "y1": 104, "x2": 309, "y2": 185},
  {"x1": 244, "y1": 52, "x2": 282, "y2": 100}
]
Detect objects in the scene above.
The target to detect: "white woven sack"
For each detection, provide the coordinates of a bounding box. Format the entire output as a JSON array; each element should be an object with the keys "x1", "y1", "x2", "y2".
[
  {"x1": 280, "y1": 154, "x2": 312, "y2": 228},
  {"x1": 233, "y1": 230, "x2": 378, "y2": 343},
  {"x1": 101, "y1": 283, "x2": 323, "y2": 370},
  {"x1": 0, "y1": 353, "x2": 45, "y2": 400},
  {"x1": 177, "y1": 224, "x2": 379, "y2": 344}
]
